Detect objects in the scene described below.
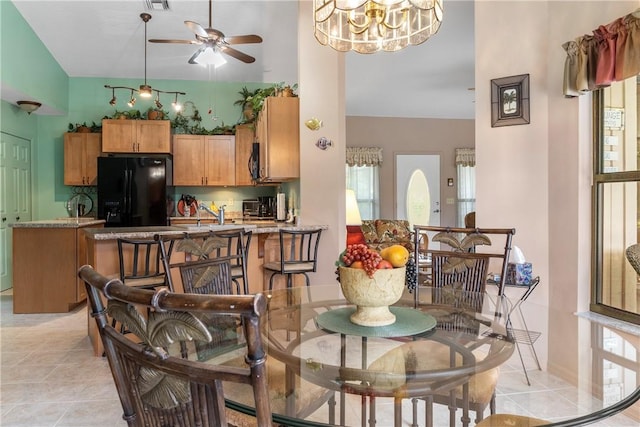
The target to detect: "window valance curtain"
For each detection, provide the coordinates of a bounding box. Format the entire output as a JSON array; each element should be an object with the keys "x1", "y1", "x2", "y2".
[
  {"x1": 562, "y1": 9, "x2": 640, "y2": 97},
  {"x1": 455, "y1": 148, "x2": 475, "y2": 167},
  {"x1": 346, "y1": 147, "x2": 383, "y2": 167}
]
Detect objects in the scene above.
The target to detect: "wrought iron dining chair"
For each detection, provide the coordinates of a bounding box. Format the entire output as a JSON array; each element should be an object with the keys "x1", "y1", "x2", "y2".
[
  {"x1": 79, "y1": 264, "x2": 273, "y2": 427},
  {"x1": 410, "y1": 225, "x2": 516, "y2": 426}
]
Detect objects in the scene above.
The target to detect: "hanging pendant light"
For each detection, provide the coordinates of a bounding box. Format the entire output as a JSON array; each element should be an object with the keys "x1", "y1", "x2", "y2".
[
  {"x1": 139, "y1": 13, "x2": 153, "y2": 97},
  {"x1": 104, "y1": 13, "x2": 185, "y2": 107}
]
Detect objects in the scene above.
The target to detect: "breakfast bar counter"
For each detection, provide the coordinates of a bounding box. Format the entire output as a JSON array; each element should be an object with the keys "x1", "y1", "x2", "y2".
[{"x1": 83, "y1": 222, "x2": 328, "y2": 355}]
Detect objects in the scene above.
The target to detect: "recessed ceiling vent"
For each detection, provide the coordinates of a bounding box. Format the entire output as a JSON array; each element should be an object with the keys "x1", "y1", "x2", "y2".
[{"x1": 144, "y1": 0, "x2": 169, "y2": 11}]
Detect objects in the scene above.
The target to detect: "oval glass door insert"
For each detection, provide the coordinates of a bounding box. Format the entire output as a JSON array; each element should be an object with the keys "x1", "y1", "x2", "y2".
[{"x1": 406, "y1": 169, "x2": 430, "y2": 227}]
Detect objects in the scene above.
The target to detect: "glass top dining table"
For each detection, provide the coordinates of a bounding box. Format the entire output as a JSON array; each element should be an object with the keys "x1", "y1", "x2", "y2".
[{"x1": 201, "y1": 284, "x2": 640, "y2": 427}]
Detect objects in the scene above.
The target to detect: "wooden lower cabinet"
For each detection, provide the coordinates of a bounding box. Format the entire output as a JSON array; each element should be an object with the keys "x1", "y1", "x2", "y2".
[{"x1": 12, "y1": 224, "x2": 103, "y2": 313}]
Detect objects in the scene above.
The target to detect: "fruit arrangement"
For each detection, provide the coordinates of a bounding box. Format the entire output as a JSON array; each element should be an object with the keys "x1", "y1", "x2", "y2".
[{"x1": 337, "y1": 243, "x2": 410, "y2": 278}]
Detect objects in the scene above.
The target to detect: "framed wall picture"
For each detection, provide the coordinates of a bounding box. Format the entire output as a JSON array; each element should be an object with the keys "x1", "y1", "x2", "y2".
[{"x1": 491, "y1": 74, "x2": 530, "y2": 127}]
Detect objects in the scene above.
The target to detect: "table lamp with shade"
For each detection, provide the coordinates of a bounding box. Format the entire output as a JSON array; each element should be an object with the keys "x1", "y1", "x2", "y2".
[{"x1": 346, "y1": 189, "x2": 366, "y2": 245}]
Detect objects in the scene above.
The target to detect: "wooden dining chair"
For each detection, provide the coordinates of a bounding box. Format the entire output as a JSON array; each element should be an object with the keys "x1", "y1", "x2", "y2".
[{"x1": 79, "y1": 264, "x2": 273, "y2": 427}]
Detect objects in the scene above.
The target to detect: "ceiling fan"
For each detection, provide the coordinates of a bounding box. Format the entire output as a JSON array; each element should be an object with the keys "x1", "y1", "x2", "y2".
[{"x1": 148, "y1": 0, "x2": 262, "y2": 65}]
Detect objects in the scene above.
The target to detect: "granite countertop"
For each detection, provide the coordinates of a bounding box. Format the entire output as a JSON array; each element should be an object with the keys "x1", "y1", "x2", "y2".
[
  {"x1": 83, "y1": 223, "x2": 328, "y2": 241},
  {"x1": 10, "y1": 218, "x2": 106, "y2": 228}
]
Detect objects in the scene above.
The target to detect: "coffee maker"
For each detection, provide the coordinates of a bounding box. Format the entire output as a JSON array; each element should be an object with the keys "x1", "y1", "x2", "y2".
[{"x1": 257, "y1": 196, "x2": 276, "y2": 218}]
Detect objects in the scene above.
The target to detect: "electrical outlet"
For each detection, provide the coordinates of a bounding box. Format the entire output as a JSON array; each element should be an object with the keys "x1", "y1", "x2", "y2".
[
  {"x1": 446, "y1": 198, "x2": 455, "y2": 205},
  {"x1": 227, "y1": 199, "x2": 234, "y2": 207}
]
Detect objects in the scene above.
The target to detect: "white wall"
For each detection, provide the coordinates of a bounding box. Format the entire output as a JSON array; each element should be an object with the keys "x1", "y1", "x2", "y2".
[
  {"x1": 476, "y1": 0, "x2": 638, "y2": 381},
  {"x1": 298, "y1": 1, "x2": 346, "y2": 284}
]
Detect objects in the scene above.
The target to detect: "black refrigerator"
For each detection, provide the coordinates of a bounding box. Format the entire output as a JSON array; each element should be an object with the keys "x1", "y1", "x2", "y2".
[{"x1": 97, "y1": 156, "x2": 173, "y2": 227}]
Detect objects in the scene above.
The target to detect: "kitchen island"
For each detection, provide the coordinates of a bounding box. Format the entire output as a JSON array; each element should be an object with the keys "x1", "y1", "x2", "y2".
[
  {"x1": 83, "y1": 222, "x2": 328, "y2": 355},
  {"x1": 11, "y1": 218, "x2": 106, "y2": 313}
]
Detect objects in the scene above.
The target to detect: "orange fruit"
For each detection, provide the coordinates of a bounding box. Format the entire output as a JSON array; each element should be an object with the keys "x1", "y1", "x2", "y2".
[
  {"x1": 351, "y1": 261, "x2": 364, "y2": 269},
  {"x1": 380, "y1": 245, "x2": 409, "y2": 267}
]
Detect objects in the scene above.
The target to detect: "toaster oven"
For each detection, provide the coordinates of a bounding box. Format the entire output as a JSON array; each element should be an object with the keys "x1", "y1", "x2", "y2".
[{"x1": 242, "y1": 199, "x2": 275, "y2": 219}]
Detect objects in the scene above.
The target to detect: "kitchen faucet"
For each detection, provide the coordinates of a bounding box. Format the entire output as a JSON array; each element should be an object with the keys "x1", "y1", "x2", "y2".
[{"x1": 197, "y1": 203, "x2": 225, "y2": 226}]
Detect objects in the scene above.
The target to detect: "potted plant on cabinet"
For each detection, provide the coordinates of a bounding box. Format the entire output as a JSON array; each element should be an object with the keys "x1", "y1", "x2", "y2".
[
  {"x1": 146, "y1": 107, "x2": 167, "y2": 120},
  {"x1": 234, "y1": 86, "x2": 260, "y2": 122}
]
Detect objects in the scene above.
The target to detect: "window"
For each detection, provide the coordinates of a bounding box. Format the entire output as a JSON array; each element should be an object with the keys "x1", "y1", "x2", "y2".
[
  {"x1": 346, "y1": 147, "x2": 382, "y2": 220},
  {"x1": 592, "y1": 75, "x2": 640, "y2": 324},
  {"x1": 456, "y1": 148, "x2": 476, "y2": 227}
]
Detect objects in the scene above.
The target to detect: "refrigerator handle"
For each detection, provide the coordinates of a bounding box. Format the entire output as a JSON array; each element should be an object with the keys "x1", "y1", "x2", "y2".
[
  {"x1": 123, "y1": 170, "x2": 128, "y2": 215},
  {"x1": 127, "y1": 170, "x2": 133, "y2": 215}
]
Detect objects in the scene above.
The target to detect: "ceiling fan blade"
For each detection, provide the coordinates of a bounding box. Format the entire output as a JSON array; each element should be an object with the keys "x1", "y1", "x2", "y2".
[
  {"x1": 185, "y1": 20, "x2": 209, "y2": 38},
  {"x1": 149, "y1": 38, "x2": 200, "y2": 45},
  {"x1": 221, "y1": 46, "x2": 256, "y2": 64},
  {"x1": 225, "y1": 34, "x2": 263, "y2": 45},
  {"x1": 188, "y1": 47, "x2": 206, "y2": 65}
]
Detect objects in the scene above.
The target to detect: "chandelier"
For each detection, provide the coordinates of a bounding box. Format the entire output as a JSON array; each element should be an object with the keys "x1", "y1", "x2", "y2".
[
  {"x1": 105, "y1": 13, "x2": 185, "y2": 110},
  {"x1": 314, "y1": 0, "x2": 444, "y2": 53}
]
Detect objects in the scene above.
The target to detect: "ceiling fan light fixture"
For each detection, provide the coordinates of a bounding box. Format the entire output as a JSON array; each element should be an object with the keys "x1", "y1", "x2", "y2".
[
  {"x1": 194, "y1": 47, "x2": 227, "y2": 68},
  {"x1": 17, "y1": 100, "x2": 41, "y2": 114},
  {"x1": 314, "y1": 0, "x2": 444, "y2": 53}
]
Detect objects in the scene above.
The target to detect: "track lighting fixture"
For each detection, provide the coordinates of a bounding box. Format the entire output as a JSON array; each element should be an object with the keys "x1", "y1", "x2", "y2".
[
  {"x1": 103, "y1": 13, "x2": 185, "y2": 107},
  {"x1": 172, "y1": 93, "x2": 182, "y2": 111},
  {"x1": 127, "y1": 90, "x2": 136, "y2": 107}
]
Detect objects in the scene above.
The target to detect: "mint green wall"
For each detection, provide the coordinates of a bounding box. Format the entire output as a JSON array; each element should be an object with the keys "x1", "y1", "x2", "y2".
[
  {"x1": 1, "y1": 2, "x2": 297, "y2": 220},
  {"x1": 0, "y1": 1, "x2": 68, "y2": 112}
]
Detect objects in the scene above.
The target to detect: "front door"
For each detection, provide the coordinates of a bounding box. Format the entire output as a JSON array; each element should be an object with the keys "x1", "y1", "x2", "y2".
[
  {"x1": 0, "y1": 132, "x2": 32, "y2": 291},
  {"x1": 395, "y1": 154, "x2": 441, "y2": 228}
]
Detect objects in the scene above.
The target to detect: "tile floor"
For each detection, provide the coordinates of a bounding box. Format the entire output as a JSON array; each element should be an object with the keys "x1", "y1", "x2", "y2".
[{"x1": 1, "y1": 289, "x2": 637, "y2": 427}]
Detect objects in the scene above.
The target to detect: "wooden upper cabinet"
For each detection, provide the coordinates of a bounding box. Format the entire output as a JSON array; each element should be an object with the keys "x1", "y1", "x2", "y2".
[
  {"x1": 64, "y1": 132, "x2": 102, "y2": 186},
  {"x1": 173, "y1": 135, "x2": 235, "y2": 186},
  {"x1": 256, "y1": 96, "x2": 300, "y2": 181},
  {"x1": 205, "y1": 136, "x2": 235, "y2": 186},
  {"x1": 102, "y1": 119, "x2": 170, "y2": 153},
  {"x1": 235, "y1": 124, "x2": 255, "y2": 186}
]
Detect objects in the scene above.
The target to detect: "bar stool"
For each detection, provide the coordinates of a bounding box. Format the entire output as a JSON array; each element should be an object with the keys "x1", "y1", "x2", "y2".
[
  {"x1": 263, "y1": 228, "x2": 323, "y2": 292},
  {"x1": 117, "y1": 237, "x2": 170, "y2": 290},
  {"x1": 112, "y1": 238, "x2": 173, "y2": 335}
]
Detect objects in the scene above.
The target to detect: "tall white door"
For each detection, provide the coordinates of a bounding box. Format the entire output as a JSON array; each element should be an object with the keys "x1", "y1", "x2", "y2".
[
  {"x1": 0, "y1": 132, "x2": 32, "y2": 291},
  {"x1": 395, "y1": 154, "x2": 440, "y2": 228}
]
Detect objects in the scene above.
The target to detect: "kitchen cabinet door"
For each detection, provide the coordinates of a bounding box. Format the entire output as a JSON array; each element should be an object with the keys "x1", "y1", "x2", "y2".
[
  {"x1": 173, "y1": 135, "x2": 235, "y2": 186},
  {"x1": 137, "y1": 120, "x2": 171, "y2": 153},
  {"x1": 101, "y1": 119, "x2": 135, "y2": 152},
  {"x1": 102, "y1": 119, "x2": 170, "y2": 153},
  {"x1": 235, "y1": 124, "x2": 255, "y2": 186},
  {"x1": 173, "y1": 135, "x2": 205, "y2": 185},
  {"x1": 256, "y1": 96, "x2": 299, "y2": 181},
  {"x1": 204, "y1": 135, "x2": 235, "y2": 186},
  {"x1": 64, "y1": 133, "x2": 102, "y2": 185}
]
